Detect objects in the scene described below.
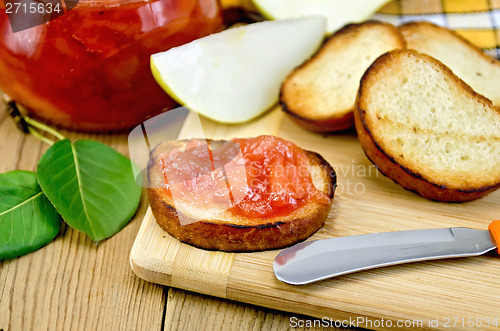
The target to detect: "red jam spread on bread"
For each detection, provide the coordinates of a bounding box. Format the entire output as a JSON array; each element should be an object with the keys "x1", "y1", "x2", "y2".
[
  {"x1": 230, "y1": 136, "x2": 330, "y2": 218},
  {"x1": 159, "y1": 135, "x2": 330, "y2": 219},
  {"x1": 159, "y1": 139, "x2": 235, "y2": 207}
]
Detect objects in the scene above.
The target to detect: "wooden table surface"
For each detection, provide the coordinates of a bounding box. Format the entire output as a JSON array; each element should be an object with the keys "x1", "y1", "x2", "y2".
[{"x1": 0, "y1": 100, "x2": 352, "y2": 331}]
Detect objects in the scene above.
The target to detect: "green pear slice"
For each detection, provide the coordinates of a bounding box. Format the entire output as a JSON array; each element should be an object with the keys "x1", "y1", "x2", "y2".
[
  {"x1": 151, "y1": 16, "x2": 326, "y2": 124},
  {"x1": 252, "y1": 0, "x2": 391, "y2": 34}
]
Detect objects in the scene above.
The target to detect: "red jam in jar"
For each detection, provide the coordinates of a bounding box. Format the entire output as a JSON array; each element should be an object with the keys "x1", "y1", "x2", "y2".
[{"x1": 0, "y1": 0, "x2": 222, "y2": 131}]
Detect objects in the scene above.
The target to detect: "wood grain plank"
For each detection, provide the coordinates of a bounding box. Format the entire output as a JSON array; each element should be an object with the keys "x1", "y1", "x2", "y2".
[
  {"x1": 227, "y1": 248, "x2": 500, "y2": 330},
  {"x1": 164, "y1": 288, "x2": 344, "y2": 331},
  {"x1": 0, "y1": 101, "x2": 166, "y2": 331}
]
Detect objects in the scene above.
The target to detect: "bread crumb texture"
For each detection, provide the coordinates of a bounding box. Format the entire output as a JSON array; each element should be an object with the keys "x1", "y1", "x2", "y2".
[
  {"x1": 282, "y1": 21, "x2": 405, "y2": 121},
  {"x1": 360, "y1": 50, "x2": 500, "y2": 189}
]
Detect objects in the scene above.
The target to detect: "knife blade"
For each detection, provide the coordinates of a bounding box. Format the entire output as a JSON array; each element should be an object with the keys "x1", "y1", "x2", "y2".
[{"x1": 273, "y1": 221, "x2": 500, "y2": 285}]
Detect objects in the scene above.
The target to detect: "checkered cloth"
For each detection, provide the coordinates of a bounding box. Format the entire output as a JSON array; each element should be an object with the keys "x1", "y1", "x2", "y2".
[
  {"x1": 374, "y1": 0, "x2": 500, "y2": 59},
  {"x1": 222, "y1": 0, "x2": 500, "y2": 59}
]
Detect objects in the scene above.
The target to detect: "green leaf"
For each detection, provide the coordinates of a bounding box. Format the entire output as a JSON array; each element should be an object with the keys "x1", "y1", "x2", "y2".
[
  {"x1": 0, "y1": 170, "x2": 61, "y2": 260},
  {"x1": 36, "y1": 139, "x2": 142, "y2": 242}
]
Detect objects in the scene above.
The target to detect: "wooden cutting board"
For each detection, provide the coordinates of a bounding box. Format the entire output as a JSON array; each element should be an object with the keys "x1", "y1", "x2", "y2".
[{"x1": 130, "y1": 106, "x2": 500, "y2": 330}]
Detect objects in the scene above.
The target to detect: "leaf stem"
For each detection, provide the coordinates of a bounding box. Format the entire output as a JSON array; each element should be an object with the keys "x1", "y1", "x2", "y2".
[
  {"x1": 24, "y1": 116, "x2": 66, "y2": 141},
  {"x1": 27, "y1": 127, "x2": 55, "y2": 146},
  {"x1": 3, "y1": 94, "x2": 66, "y2": 145}
]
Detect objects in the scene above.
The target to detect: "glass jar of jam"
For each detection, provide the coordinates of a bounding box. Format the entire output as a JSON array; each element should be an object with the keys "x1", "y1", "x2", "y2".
[{"x1": 0, "y1": 0, "x2": 222, "y2": 131}]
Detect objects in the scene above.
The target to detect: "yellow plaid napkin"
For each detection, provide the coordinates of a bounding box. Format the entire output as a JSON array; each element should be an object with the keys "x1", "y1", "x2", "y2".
[
  {"x1": 222, "y1": 0, "x2": 500, "y2": 58},
  {"x1": 375, "y1": 0, "x2": 500, "y2": 58}
]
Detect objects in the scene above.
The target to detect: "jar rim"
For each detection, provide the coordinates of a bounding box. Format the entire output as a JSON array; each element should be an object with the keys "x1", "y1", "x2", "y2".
[{"x1": 75, "y1": 0, "x2": 159, "y2": 7}]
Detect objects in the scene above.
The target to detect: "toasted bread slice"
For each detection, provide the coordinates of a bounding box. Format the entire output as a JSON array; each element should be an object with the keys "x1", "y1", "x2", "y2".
[
  {"x1": 281, "y1": 21, "x2": 405, "y2": 132},
  {"x1": 355, "y1": 49, "x2": 500, "y2": 202},
  {"x1": 400, "y1": 21, "x2": 500, "y2": 105},
  {"x1": 147, "y1": 136, "x2": 336, "y2": 251}
]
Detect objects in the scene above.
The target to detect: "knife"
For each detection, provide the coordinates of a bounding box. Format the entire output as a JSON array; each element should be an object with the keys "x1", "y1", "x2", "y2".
[{"x1": 273, "y1": 221, "x2": 500, "y2": 285}]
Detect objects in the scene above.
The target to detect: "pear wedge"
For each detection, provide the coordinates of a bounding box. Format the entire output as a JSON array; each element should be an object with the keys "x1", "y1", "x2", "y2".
[
  {"x1": 151, "y1": 16, "x2": 326, "y2": 124},
  {"x1": 252, "y1": 0, "x2": 391, "y2": 34}
]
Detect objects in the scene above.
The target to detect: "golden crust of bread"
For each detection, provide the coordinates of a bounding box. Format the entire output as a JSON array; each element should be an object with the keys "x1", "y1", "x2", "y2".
[
  {"x1": 148, "y1": 140, "x2": 336, "y2": 251},
  {"x1": 355, "y1": 49, "x2": 500, "y2": 202},
  {"x1": 281, "y1": 20, "x2": 405, "y2": 133},
  {"x1": 354, "y1": 109, "x2": 498, "y2": 202},
  {"x1": 282, "y1": 102, "x2": 355, "y2": 133}
]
